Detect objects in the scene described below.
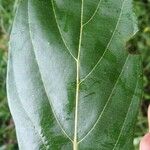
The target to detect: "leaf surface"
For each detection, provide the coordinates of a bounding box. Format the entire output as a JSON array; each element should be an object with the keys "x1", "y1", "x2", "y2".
[{"x1": 7, "y1": 0, "x2": 142, "y2": 149}]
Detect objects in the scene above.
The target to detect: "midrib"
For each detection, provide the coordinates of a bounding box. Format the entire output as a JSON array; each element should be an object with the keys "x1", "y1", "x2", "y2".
[{"x1": 73, "y1": 0, "x2": 84, "y2": 149}]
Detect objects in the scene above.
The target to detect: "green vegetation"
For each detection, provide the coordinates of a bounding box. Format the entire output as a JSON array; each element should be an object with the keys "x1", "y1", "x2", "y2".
[
  {"x1": 133, "y1": 0, "x2": 150, "y2": 149},
  {"x1": 0, "y1": 0, "x2": 17, "y2": 149},
  {"x1": 0, "y1": 0, "x2": 150, "y2": 149}
]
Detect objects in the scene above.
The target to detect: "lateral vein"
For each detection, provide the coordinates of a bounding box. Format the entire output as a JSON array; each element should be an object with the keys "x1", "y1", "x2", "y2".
[
  {"x1": 80, "y1": 0, "x2": 126, "y2": 84},
  {"x1": 83, "y1": 0, "x2": 102, "y2": 26},
  {"x1": 78, "y1": 55, "x2": 129, "y2": 143},
  {"x1": 112, "y1": 81, "x2": 139, "y2": 150},
  {"x1": 13, "y1": 71, "x2": 48, "y2": 150},
  {"x1": 28, "y1": 0, "x2": 73, "y2": 142},
  {"x1": 51, "y1": 0, "x2": 77, "y2": 61}
]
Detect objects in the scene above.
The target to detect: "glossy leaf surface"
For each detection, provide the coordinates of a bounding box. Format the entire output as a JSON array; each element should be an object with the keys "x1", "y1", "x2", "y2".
[{"x1": 7, "y1": 0, "x2": 142, "y2": 149}]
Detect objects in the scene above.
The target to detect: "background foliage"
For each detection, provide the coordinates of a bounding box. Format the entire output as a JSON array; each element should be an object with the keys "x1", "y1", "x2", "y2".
[{"x1": 0, "y1": 0, "x2": 150, "y2": 149}]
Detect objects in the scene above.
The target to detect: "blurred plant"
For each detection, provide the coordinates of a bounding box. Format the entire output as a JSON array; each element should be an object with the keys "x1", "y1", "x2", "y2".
[
  {"x1": 134, "y1": 0, "x2": 150, "y2": 101},
  {"x1": 0, "y1": 0, "x2": 18, "y2": 149},
  {"x1": 133, "y1": 0, "x2": 150, "y2": 149}
]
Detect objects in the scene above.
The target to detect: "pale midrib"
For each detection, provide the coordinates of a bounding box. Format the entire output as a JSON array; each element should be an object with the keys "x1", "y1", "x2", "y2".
[
  {"x1": 112, "y1": 81, "x2": 139, "y2": 150},
  {"x1": 28, "y1": 0, "x2": 73, "y2": 143},
  {"x1": 73, "y1": 0, "x2": 84, "y2": 149}
]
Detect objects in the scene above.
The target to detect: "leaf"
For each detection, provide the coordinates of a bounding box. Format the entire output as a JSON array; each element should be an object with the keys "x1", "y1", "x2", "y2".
[{"x1": 7, "y1": 0, "x2": 142, "y2": 149}]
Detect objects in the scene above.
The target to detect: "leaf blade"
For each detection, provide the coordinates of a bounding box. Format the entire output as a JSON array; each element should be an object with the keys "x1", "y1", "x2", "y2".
[{"x1": 7, "y1": 0, "x2": 142, "y2": 149}]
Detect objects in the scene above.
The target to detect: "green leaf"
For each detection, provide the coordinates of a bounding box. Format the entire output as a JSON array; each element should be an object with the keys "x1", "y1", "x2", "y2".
[{"x1": 7, "y1": 0, "x2": 143, "y2": 149}]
